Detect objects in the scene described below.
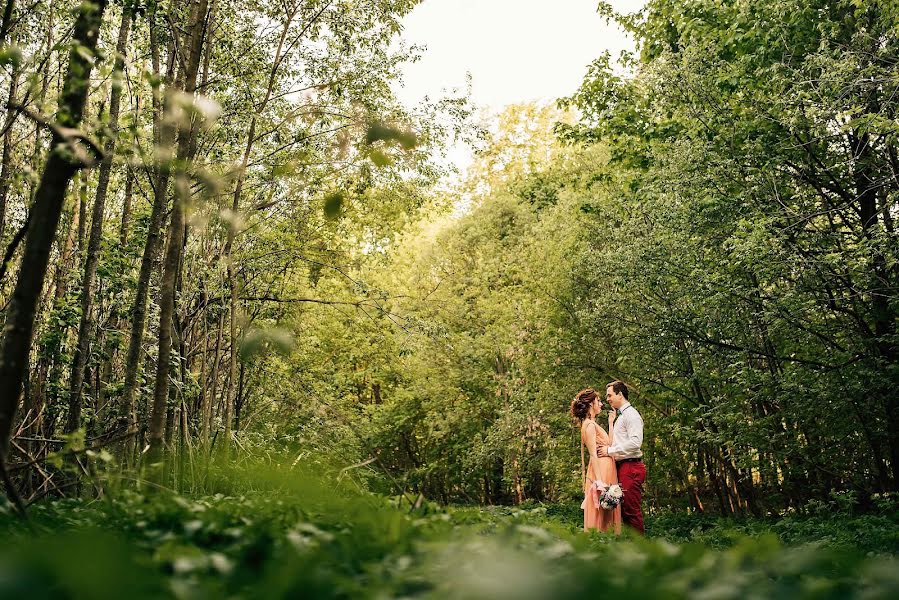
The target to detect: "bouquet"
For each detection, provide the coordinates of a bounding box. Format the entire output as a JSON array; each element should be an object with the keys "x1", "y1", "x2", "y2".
[
  {"x1": 586, "y1": 481, "x2": 624, "y2": 510},
  {"x1": 599, "y1": 483, "x2": 624, "y2": 510}
]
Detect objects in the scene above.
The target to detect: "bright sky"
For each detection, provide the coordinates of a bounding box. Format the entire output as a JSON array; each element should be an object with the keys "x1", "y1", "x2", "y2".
[{"x1": 392, "y1": 0, "x2": 644, "y2": 174}]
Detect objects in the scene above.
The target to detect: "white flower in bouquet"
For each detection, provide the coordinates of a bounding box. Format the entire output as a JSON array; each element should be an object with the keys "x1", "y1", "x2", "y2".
[{"x1": 599, "y1": 484, "x2": 623, "y2": 509}]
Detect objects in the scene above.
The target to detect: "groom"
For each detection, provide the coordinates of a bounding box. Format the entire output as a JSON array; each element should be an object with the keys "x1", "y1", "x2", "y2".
[{"x1": 598, "y1": 381, "x2": 646, "y2": 534}]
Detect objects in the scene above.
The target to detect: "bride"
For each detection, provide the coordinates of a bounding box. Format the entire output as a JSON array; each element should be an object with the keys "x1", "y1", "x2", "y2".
[{"x1": 571, "y1": 388, "x2": 622, "y2": 534}]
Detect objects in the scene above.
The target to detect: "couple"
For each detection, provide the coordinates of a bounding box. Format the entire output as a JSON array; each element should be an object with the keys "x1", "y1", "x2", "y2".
[{"x1": 570, "y1": 381, "x2": 646, "y2": 535}]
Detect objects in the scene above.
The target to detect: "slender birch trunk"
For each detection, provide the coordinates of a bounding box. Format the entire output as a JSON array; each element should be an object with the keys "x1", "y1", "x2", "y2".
[
  {"x1": 65, "y1": 5, "x2": 134, "y2": 434},
  {"x1": 147, "y1": 0, "x2": 210, "y2": 458},
  {"x1": 119, "y1": 9, "x2": 176, "y2": 434}
]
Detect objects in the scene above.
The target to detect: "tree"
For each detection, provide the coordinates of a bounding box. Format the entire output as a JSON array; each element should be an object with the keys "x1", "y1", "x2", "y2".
[
  {"x1": 147, "y1": 0, "x2": 211, "y2": 458},
  {"x1": 0, "y1": 0, "x2": 108, "y2": 507},
  {"x1": 65, "y1": 1, "x2": 134, "y2": 435}
]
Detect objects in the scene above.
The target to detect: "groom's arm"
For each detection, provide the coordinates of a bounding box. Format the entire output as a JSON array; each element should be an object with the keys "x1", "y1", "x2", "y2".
[{"x1": 607, "y1": 413, "x2": 644, "y2": 457}]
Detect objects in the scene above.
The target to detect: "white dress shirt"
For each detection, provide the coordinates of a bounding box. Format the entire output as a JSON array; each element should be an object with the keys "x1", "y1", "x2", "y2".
[{"x1": 607, "y1": 401, "x2": 643, "y2": 461}]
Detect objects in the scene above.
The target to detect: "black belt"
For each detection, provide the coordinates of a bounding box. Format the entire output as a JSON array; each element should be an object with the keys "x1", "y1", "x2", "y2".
[{"x1": 617, "y1": 457, "x2": 643, "y2": 464}]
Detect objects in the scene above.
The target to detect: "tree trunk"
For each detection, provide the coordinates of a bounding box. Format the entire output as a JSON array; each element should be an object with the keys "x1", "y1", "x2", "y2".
[
  {"x1": 76, "y1": 173, "x2": 87, "y2": 254},
  {"x1": 204, "y1": 310, "x2": 223, "y2": 446},
  {"x1": 65, "y1": 5, "x2": 133, "y2": 434},
  {"x1": 119, "y1": 10, "x2": 176, "y2": 434},
  {"x1": 119, "y1": 167, "x2": 134, "y2": 245},
  {"x1": 0, "y1": 0, "x2": 14, "y2": 46},
  {"x1": 0, "y1": 60, "x2": 19, "y2": 238},
  {"x1": 147, "y1": 0, "x2": 210, "y2": 457},
  {"x1": 234, "y1": 360, "x2": 245, "y2": 431},
  {"x1": 23, "y1": 199, "x2": 78, "y2": 451},
  {"x1": 854, "y1": 128, "x2": 899, "y2": 489},
  {"x1": 0, "y1": 0, "x2": 109, "y2": 459}
]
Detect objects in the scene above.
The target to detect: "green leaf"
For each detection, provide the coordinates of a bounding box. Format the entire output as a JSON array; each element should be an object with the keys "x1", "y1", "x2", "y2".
[
  {"x1": 272, "y1": 162, "x2": 296, "y2": 177},
  {"x1": 368, "y1": 149, "x2": 392, "y2": 167},
  {"x1": 365, "y1": 122, "x2": 418, "y2": 149},
  {"x1": 61, "y1": 429, "x2": 86, "y2": 452},
  {"x1": 239, "y1": 327, "x2": 295, "y2": 362},
  {"x1": 46, "y1": 452, "x2": 63, "y2": 469},
  {"x1": 0, "y1": 45, "x2": 23, "y2": 67},
  {"x1": 323, "y1": 191, "x2": 344, "y2": 220}
]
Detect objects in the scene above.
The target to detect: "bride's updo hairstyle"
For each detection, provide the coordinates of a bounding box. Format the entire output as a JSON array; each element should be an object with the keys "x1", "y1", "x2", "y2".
[{"x1": 570, "y1": 388, "x2": 598, "y2": 421}]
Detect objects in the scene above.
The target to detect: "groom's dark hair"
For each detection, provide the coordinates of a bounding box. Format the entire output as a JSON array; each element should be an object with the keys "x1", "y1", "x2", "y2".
[{"x1": 606, "y1": 380, "x2": 629, "y2": 400}]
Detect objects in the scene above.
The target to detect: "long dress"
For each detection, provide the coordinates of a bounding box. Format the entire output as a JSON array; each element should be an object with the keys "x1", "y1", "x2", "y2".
[{"x1": 580, "y1": 420, "x2": 622, "y2": 534}]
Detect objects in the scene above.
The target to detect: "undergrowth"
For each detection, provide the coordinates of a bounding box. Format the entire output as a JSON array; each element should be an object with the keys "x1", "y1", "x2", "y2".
[{"x1": 1, "y1": 457, "x2": 897, "y2": 599}]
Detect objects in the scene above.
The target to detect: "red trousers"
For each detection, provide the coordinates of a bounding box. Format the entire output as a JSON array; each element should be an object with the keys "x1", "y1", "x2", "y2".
[{"x1": 616, "y1": 460, "x2": 646, "y2": 534}]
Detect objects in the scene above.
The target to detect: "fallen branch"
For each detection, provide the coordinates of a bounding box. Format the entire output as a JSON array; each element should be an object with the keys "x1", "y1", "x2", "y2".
[
  {"x1": 7, "y1": 430, "x2": 137, "y2": 474},
  {"x1": 337, "y1": 456, "x2": 377, "y2": 481}
]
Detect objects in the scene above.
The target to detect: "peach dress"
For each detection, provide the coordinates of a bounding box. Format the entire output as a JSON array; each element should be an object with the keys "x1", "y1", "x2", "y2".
[{"x1": 580, "y1": 420, "x2": 622, "y2": 534}]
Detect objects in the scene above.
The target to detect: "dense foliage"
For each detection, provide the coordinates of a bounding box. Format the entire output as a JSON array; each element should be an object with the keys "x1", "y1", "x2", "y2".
[
  {"x1": 273, "y1": 0, "x2": 899, "y2": 513},
  {"x1": 0, "y1": 0, "x2": 468, "y2": 507}
]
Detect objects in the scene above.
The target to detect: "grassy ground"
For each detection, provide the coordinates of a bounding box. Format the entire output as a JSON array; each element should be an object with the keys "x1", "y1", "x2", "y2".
[
  {"x1": 1, "y1": 461, "x2": 897, "y2": 599},
  {"x1": 534, "y1": 501, "x2": 899, "y2": 555}
]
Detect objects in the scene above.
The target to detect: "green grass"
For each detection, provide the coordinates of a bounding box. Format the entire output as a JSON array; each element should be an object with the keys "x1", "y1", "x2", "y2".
[{"x1": 2, "y1": 459, "x2": 897, "y2": 599}]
